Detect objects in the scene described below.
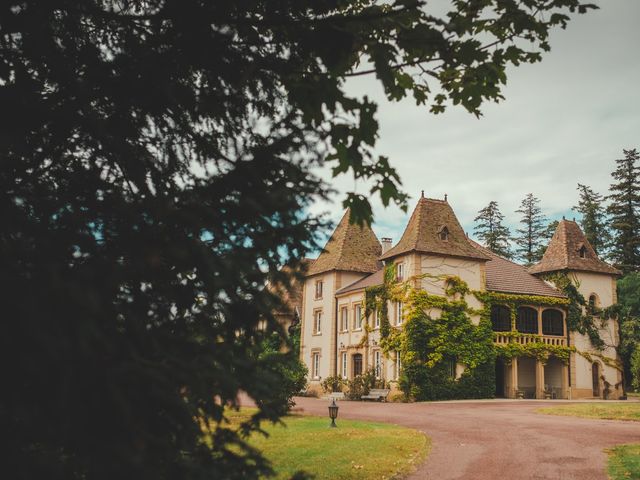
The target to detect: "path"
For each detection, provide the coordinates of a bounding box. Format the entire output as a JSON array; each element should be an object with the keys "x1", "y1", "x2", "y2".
[{"x1": 289, "y1": 397, "x2": 640, "y2": 479}]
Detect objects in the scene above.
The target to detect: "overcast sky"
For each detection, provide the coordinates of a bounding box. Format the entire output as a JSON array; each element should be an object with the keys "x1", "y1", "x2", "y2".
[{"x1": 309, "y1": 0, "x2": 640, "y2": 249}]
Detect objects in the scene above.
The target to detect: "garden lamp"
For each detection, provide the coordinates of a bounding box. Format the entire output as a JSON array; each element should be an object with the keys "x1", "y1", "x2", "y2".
[{"x1": 328, "y1": 398, "x2": 339, "y2": 428}]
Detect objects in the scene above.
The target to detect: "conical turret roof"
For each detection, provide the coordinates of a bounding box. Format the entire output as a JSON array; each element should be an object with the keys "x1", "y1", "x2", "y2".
[
  {"x1": 529, "y1": 219, "x2": 621, "y2": 276},
  {"x1": 307, "y1": 209, "x2": 382, "y2": 276},
  {"x1": 380, "y1": 196, "x2": 489, "y2": 261}
]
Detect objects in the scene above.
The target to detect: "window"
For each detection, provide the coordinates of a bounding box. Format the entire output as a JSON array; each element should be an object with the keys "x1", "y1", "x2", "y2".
[
  {"x1": 341, "y1": 352, "x2": 348, "y2": 379},
  {"x1": 542, "y1": 309, "x2": 564, "y2": 336},
  {"x1": 396, "y1": 301, "x2": 404, "y2": 325},
  {"x1": 447, "y1": 358, "x2": 456, "y2": 379},
  {"x1": 374, "y1": 309, "x2": 380, "y2": 329},
  {"x1": 314, "y1": 310, "x2": 322, "y2": 334},
  {"x1": 439, "y1": 226, "x2": 449, "y2": 241},
  {"x1": 374, "y1": 351, "x2": 382, "y2": 379},
  {"x1": 491, "y1": 305, "x2": 511, "y2": 332},
  {"x1": 516, "y1": 306, "x2": 538, "y2": 334},
  {"x1": 396, "y1": 263, "x2": 405, "y2": 281},
  {"x1": 354, "y1": 304, "x2": 363, "y2": 329},
  {"x1": 588, "y1": 294, "x2": 599, "y2": 315},
  {"x1": 314, "y1": 280, "x2": 323, "y2": 299},
  {"x1": 312, "y1": 352, "x2": 320, "y2": 379},
  {"x1": 352, "y1": 353, "x2": 363, "y2": 377},
  {"x1": 579, "y1": 245, "x2": 587, "y2": 258},
  {"x1": 395, "y1": 351, "x2": 402, "y2": 379},
  {"x1": 340, "y1": 307, "x2": 348, "y2": 331}
]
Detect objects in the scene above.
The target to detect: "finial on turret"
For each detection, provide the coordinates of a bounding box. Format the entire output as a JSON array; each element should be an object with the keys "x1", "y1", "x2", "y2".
[
  {"x1": 421, "y1": 190, "x2": 424, "y2": 198},
  {"x1": 444, "y1": 193, "x2": 448, "y2": 201},
  {"x1": 562, "y1": 215, "x2": 565, "y2": 220}
]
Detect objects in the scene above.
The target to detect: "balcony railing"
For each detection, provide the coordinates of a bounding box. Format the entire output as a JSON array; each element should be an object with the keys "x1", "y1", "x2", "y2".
[{"x1": 494, "y1": 333, "x2": 566, "y2": 347}]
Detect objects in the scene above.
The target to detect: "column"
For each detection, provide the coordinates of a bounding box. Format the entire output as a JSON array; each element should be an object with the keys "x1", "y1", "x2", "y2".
[
  {"x1": 561, "y1": 363, "x2": 569, "y2": 399},
  {"x1": 510, "y1": 357, "x2": 519, "y2": 398},
  {"x1": 536, "y1": 359, "x2": 545, "y2": 399}
]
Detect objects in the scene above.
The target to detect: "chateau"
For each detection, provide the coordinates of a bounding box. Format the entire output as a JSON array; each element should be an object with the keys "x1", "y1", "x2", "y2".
[{"x1": 299, "y1": 194, "x2": 623, "y2": 399}]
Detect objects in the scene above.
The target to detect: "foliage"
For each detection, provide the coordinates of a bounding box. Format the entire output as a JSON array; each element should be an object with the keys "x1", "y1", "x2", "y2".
[
  {"x1": 573, "y1": 184, "x2": 611, "y2": 256},
  {"x1": 540, "y1": 219, "x2": 559, "y2": 257},
  {"x1": 617, "y1": 273, "x2": 640, "y2": 388},
  {"x1": 631, "y1": 346, "x2": 640, "y2": 391},
  {"x1": 260, "y1": 333, "x2": 309, "y2": 407},
  {"x1": 514, "y1": 193, "x2": 548, "y2": 265},
  {"x1": 607, "y1": 444, "x2": 640, "y2": 480},
  {"x1": 0, "y1": 0, "x2": 598, "y2": 477},
  {"x1": 346, "y1": 368, "x2": 385, "y2": 400},
  {"x1": 494, "y1": 340, "x2": 574, "y2": 363},
  {"x1": 473, "y1": 201, "x2": 512, "y2": 259},
  {"x1": 320, "y1": 375, "x2": 346, "y2": 394},
  {"x1": 542, "y1": 273, "x2": 607, "y2": 350},
  {"x1": 222, "y1": 409, "x2": 430, "y2": 480},
  {"x1": 365, "y1": 263, "x2": 396, "y2": 339},
  {"x1": 397, "y1": 279, "x2": 496, "y2": 401},
  {"x1": 607, "y1": 149, "x2": 640, "y2": 273}
]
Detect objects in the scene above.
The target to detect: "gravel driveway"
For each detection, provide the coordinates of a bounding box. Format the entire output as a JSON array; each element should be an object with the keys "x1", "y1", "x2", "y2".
[{"x1": 290, "y1": 397, "x2": 640, "y2": 480}]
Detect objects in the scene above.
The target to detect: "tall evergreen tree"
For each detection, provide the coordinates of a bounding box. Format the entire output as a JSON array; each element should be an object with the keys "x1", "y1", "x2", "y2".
[
  {"x1": 473, "y1": 201, "x2": 512, "y2": 258},
  {"x1": 514, "y1": 193, "x2": 548, "y2": 265},
  {"x1": 539, "y1": 219, "x2": 559, "y2": 257},
  {"x1": 572, "y1": 184, "x2": 611, "y2": 256},
  {"x1": 607, "y1": 149, "x2": 640, "y2": 272}
]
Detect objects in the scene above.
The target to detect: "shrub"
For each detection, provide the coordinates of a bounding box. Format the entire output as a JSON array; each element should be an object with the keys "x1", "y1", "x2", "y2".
[
  {"x1": 631, "y1": 345, "x2": 640, "y2": 391},
  {"x1": 346, "y1": 368, "x2": 387, "y2": 400},
  {"x1": 320, "y1": 375, "x2": 346, "y2": 393}
]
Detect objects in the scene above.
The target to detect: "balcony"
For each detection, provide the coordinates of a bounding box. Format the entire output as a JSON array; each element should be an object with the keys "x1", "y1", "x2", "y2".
[{"x1": 494, "y1": 333, "x2": 566, "y2": 347}]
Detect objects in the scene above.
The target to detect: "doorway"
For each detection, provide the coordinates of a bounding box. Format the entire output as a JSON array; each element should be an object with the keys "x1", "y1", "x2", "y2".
[
  {"x1": 353, "y1": 353, "x2": 363, "y2": 377},
  {"x1": 592, "y1": 363, "x2": 600, "y2": 397}
]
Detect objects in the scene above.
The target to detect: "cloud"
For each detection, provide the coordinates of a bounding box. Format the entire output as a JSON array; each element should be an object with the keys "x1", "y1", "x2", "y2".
[{"x1": 311, "y1": 0, "x2": 640, "y2": 247}]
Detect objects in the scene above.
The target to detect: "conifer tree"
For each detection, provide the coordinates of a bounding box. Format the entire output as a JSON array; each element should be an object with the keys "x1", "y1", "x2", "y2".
[
  {"x1": 514, "y1": 193, "x2": 548, "y2": 265},
  {"x1": 539, "y1": 219, "x2": 559, "y2": 257},
  {"x1": 473, "y1": 201, "x2": 512, "y2": 258},
  {"x1": 572, "y1": 184, "x2": 611, "y2": 256},
  {"x1": 607, "y1": 149, "x2": 640, "y2": 272}
]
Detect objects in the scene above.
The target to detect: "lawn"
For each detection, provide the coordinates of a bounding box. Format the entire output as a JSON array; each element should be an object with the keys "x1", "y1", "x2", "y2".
[
  {"x1": 218, "y1": 409, "x2": 429, "y2": 479},
  {"x1": 537, "y1": 403, "x2": 640, "y2": 421},
  {"x1": 607, "y1": 444, "x2": 640, "y2": 480}
]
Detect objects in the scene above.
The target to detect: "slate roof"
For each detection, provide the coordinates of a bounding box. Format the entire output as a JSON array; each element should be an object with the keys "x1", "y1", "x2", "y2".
[
  {"x1": 307, "y1": 209, "x2": 382, "y2": 276},
  {"x1": 380, "y1": 196, "x2": 489, "y2": 261},
  {"x1": 469, "y1": 241, "x2": 566, "y2": 298},
  {"x1": 528, "y1": 220, "x2": 621, "y2": 276},
  {"x1": 335, "y1": 268, "x2": 384, "y2": 296},
  {"x1": 271, "y1": 259, "x2": 313, "y2": 315}
]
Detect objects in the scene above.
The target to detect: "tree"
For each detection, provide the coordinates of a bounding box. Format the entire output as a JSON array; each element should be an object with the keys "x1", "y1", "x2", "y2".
[
  {"x1": 0, "y1": 1, "x2": 598, "y2": 478},
  {"x1": 539, "y1": 219, "x2": 559, "y2": 257},
  {"x1": 617, "y1": 273, "x2": 640, "y2": 389},
  {"x1": 514, "y1": 193, "x2": 548, "y2": 265},
  {"x1": 607, "y1": 149, "x2": 640, "y2": 272},
  {"x1": 572, "y1": 184, "x2": 611, "y2": 257},
  {"x1": 473, "y1": 201, "x2": 512, "y2": 258}
]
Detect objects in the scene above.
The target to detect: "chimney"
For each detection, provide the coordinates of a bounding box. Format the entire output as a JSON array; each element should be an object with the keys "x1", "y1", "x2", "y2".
[{"x1": 381, "y1": 237, "x2": 393, "y2": 254}]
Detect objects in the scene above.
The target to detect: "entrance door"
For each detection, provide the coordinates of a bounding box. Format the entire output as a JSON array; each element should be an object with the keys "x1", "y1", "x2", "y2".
[
  {"x1": 592, "y1": 363, "x2": 600, "y2": 397},
  {"x1": 353, "y1": 354, "x2": 363, "y2": 377},
  {"x1": 495, "y1": 358, "x2": 505, "y2": 397}
]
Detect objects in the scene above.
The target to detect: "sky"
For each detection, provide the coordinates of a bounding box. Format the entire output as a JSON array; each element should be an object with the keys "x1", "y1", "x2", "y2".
[{"x1": 309, "y1": 0, "x2": 640, "y2": 249}]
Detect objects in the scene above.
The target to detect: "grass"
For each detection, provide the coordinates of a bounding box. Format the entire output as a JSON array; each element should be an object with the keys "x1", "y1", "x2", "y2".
[
  {"x1": 537, "y1": 403, "x2": 640, "y2": 421},
  {"x1": 606, "y1": 444, "x2": 640, "y2": 480},
  {"x1": 219, "y1": 409, "x2": 430, "y2": 479}
]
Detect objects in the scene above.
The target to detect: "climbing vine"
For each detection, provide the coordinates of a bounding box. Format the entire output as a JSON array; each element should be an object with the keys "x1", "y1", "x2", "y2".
[{"x1": 541, "y1": 273, "x2": 612, "y2": 350}]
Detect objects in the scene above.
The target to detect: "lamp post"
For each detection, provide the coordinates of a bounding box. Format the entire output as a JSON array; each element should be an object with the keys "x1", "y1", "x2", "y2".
[{"x1": 328, "y1": 398, "x2": 339, "y2": 428}]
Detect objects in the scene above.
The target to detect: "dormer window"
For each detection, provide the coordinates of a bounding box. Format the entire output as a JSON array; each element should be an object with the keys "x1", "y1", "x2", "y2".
[
  {"x1": 579, "y1": 245, "x2": 587, "y2": 258},
  {"x1": 438, "y1": 226, "x2": 449, "y2": 241}
]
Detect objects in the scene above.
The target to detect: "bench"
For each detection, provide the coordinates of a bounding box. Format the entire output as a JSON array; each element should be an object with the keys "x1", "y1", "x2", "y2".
[{"x1": 361, "y1": 389, "x2": 390, "y2": 402}]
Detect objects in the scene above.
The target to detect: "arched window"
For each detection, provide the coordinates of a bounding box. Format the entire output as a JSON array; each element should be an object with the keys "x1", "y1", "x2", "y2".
[
  {"x1": 542, "y1": 309, "x2": 564, "y2": 336},
  {"x1": 438, "y1": 226, "x2": 449, "y2": 241},
  {"x1": 491, "y1": 305, "x2": 511, "y2": 332},
  {"x1": 516, "y1": 306, "x2": 538, "y2": 334}
]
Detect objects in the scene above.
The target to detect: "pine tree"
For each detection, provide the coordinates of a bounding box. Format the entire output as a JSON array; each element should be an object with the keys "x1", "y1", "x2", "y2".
[
  {"x1": 473, "y1": 201, "x2": 512, "y2": 258},
  {"x1": 572, "y1": 184, "x2": 611, "y2": 256},
  {"x1": 607, "y1": 149, "x2": 640, "y2": 272},
  {"x1": 539, "y1": 219, "x2": 559, "y2": 257},
  {"x1": 514, "y1": 193, "x2": 548, "y2": 265}
]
